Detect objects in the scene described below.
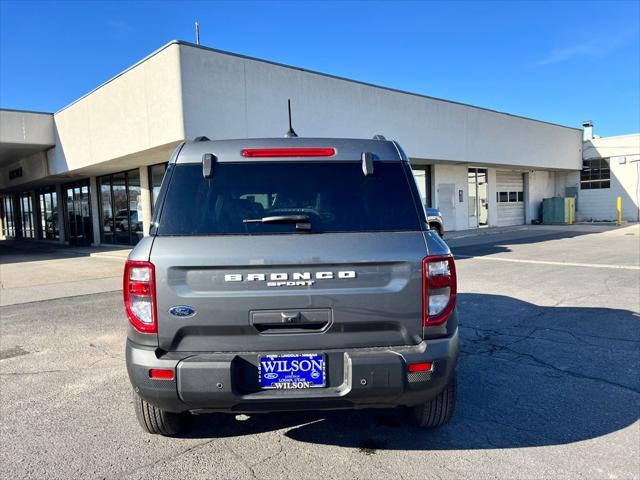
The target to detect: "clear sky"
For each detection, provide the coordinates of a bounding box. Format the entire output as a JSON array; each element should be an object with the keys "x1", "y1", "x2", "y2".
[{"x1": 0, "y1": 0, "x2": 638, "y2": 137}]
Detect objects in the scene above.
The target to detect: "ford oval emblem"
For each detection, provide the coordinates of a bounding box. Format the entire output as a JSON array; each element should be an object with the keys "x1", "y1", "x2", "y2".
[
  {"x1": 168, "y1": 305, "x2": 197, "y2": 318},
  {"x1": 263, "y1": 372, "x2": 278, "y2": 380}
]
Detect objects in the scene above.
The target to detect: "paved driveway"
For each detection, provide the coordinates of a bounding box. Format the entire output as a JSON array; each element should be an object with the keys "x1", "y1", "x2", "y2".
[
  {"x1": 1, "y1": 225, "x2": 638, "y2": 479},
  {"x1": 0, "y1": 242, "x2": 128, "y2": 306}
]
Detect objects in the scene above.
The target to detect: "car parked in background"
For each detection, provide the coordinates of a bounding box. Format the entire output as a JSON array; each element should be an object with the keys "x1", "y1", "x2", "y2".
[
  {"x1": 427, "y1": 207, "x2": 444, "y2": 237},
  {"x1": 114, "y1": 209, "x2": 142, "y2": 233}
]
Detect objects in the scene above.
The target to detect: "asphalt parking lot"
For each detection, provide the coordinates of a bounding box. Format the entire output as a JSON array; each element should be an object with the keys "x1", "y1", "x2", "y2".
[{"x1": 1, "y1": 225, "x2": 639, "y2": 479}]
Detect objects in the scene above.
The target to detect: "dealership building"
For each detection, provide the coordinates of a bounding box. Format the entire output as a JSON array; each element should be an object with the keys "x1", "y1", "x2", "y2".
[{"x1": 0, "y1": 40, "x2": 637, "y2": 246}]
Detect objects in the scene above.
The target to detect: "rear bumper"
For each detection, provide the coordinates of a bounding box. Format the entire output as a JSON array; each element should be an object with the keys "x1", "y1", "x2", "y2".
[{"x1": 126, "y1": 328, "x2": 459, "y2": 414}]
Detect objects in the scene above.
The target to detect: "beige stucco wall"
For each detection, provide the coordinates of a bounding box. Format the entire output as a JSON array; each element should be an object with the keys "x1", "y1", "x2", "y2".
[
  {"x1": 2, "y1": 40, "x2": 583, "y2": 191},
  {"x1": 49, "y1": 43, "x2": 185, "y2": 176},
  {"x1": 179, "y1": 43, "x2": 583, "y2": 171}
]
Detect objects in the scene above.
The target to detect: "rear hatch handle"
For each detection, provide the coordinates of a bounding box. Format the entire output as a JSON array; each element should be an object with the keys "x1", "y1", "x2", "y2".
[
  {"x1": 281, "y1": 312, "x2": 301, "y2": 323},
  {"x1": 251, "y1": 309, "x2": 332, "y2": 334}
]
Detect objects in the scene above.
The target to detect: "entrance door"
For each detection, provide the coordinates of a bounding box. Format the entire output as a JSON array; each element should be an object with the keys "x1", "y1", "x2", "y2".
[
  {"x1": 468, "y1": 168, "x2": 488, "y2": 228},
  {"x1": 19, "y1": 193, "x2": 35, "y2": 238},
  {"x1": 64, "y1": 182, "x2": 92, "y2": 246},
  {"x1": 437, "y1": 183, "x2": 456, "y2": 229}
]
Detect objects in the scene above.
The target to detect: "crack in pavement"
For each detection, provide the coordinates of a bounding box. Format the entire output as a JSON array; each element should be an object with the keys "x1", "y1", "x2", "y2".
[
  {"x1": 88, "y1": 342, "x2": 120, "y2": 360},
  {"x1": 0, "y1": 356, "x2": 116, "y2": 376},
  {"x1": 0, "y1": 368, "x2": 70, "y2": 376},
  {"x1": 258, "y1": 434, "x2": 284, "y2": 465},
  {"x1": 226, "y1": 443, "x2": 260, "y2": 479},
  {"x1": 115, "y1": 438, "x2": 218, "y2": 479},
  {"x1": 465, "y1": 421, "x2": 501, "y2": 449},
  {"x1": 459, "y1": 322, "x2": 640, "y2": 394},
  {"x1": 461, "y1": 324, "x2": 640, "y2": 348},
  {"x1": 461, "y1": 348, "x2": 639, "y2": 395}
]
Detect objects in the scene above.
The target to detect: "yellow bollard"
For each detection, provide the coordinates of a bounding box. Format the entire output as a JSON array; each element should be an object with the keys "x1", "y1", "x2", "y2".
[
  {"x1": 616, "y1": 196, "x2": 622, "y2": 225},
  {"x1": 568, "y1": 198, "x2": 574, "y2": 224}
]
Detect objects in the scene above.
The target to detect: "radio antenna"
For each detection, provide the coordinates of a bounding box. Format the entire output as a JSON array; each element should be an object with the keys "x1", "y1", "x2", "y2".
[{"x1": 285, "y1": 99, "x2": 298, "y2": 138}]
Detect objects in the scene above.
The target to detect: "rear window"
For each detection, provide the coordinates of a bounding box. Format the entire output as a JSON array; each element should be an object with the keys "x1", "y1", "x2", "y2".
[{"x1": 157, "y1": 161, "x2": 421, "y2": 235}]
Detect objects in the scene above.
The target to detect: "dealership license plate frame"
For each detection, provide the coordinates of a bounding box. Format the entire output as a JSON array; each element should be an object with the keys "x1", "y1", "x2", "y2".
[{"x1": 258, "y1": 353, "x2": 326, "y2": 390}]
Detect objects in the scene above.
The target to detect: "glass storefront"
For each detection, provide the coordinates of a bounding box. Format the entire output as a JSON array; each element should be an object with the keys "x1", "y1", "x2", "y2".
[
  {"x1": 1, "y1": 195, "x2": 16, "y2": 237},
  {"x1": 20, "y1": 193, "x2": 35, "y2": 238},
  {"x1": 65, "y1": 182, "x2": 92, "y2": 246},
  {"x1": 38, "y1": 188, "x2": 59, "y2": 240},
  {"x1": 149, "y1": 162, "x2": 168, "y2": 211},
  {"x1": 99, "y1": 168, "x2": 143, "y2": 245}
]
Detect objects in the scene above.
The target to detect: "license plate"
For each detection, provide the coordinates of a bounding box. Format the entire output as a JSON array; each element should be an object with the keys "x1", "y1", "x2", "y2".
[{"x1": 259, "y1": 353, "x2": 325, "y2": 389}]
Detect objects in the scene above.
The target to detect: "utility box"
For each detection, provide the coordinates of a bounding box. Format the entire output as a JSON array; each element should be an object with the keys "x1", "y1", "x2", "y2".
[{"x1": 542, "y1": 197, "x2": 575, "y2": 224}]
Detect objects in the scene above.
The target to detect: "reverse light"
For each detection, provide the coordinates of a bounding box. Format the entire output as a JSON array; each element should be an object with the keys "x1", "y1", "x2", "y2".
[
  {"x1": 124, "y1": 260, "x2": 157, "y2": 334},
  {"x1": 241, "y1": 148, "x2": 336, "y2": 158},
  {"x1": 423, "y1": 255, "x2": 457, "y2": 326}
]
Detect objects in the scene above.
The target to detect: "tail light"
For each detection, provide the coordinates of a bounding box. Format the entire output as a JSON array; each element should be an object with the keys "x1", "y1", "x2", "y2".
[
  {"x1": 423, "y1": 255, "x2": 457, "y2": 326},
  {"x1": 124, "y1": 260, "x2": 157, "y2": 333}
]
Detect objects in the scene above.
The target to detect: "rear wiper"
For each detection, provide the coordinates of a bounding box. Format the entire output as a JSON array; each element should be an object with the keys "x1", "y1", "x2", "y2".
[{"x1": 243, "y1": 215, "x2": 311, "y2": 231}]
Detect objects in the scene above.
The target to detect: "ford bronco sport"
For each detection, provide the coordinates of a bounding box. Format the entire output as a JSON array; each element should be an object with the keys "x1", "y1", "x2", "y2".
[{"x1": 125, "y1": 137, "x2": 459, "y2": 435}]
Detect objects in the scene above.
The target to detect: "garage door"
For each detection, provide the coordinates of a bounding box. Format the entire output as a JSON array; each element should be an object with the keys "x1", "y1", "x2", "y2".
[{"x1": 496, "y1": 171, "x2": 524, "y2": 227}]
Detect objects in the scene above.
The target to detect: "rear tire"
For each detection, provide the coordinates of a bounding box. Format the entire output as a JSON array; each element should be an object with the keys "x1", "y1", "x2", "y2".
[
  {"x1": 410, "y1": 373, "x2": 457, "y2": 428},
  {"x1": 133, "y1": 390, "x2": 186, "y2": 435}
]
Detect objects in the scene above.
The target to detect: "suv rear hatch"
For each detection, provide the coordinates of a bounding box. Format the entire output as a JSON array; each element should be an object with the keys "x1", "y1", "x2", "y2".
[{"x1": 150, "y1": 146, "x2": 428, "y2": 352}]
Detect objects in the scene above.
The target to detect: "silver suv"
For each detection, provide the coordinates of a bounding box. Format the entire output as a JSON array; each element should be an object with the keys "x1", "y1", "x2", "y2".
[{"x1": 125, "y1": 137, "x2": 459, "y2": 435}]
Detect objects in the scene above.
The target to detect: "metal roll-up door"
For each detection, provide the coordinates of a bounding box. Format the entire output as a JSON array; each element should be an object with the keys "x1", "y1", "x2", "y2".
[{"x1": 496, "y1": 171, "x2": 524, "y2": 226}]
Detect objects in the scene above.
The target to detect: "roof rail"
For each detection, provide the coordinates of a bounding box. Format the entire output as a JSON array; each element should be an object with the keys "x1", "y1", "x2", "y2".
[{"x1": 372, "y1": 134, "x2": 386, "y2": 140}]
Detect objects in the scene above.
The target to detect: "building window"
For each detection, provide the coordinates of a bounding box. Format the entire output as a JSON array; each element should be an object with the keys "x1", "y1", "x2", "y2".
[
  {"x1": 580, "y1": 158, "x2": 610, "y2": 189},
  {"x1": 38, "y1": 188, "x2": 59, "y2": 240},
  {"x1": 20, "y1": 193, "x2": 35, "y2": 238},
  {"x1": 497, "y1": 191, "x2": 524, "y2": 203},
  {"x1": 149, "y1": 162, "x2": 168, "y2": 210},
  {"x1": 1, "y1": 196, "x2": 16, "y2": 237},
  {"x1": 98, "y1": 169, "x2": 143, "y2": 245},
  {"x1": 411, "y1": 165, "x2": 432, "y2": 208}
]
